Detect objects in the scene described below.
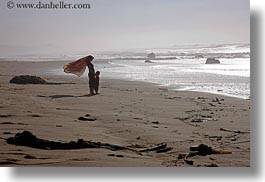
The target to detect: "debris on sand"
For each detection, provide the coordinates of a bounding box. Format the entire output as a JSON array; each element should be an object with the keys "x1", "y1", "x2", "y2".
[
  {"x1": 107, "y1": 154, "x2": 124, "y2": 158},
  {"x1": 139, "y1": 143, "x2": 172, "y2": 153},
  {"x1": 196, "y1": 163, "x2": 219, "y2": 167},
  {"x1": 9, "y1": 75, "x2": 75, "y2": 85},
  {"x1": 10, "y1": 75, "x2": 48, "y2": 84},
  {"x1": 0, "y1": 114, "x2": 14, "y2": 118},
  {"x1": 190, "y1": 118, "x2": 204, "y2": 123},
  {"x1": 184, "y1": 158, "x2": 194, "y2": 165},
  {"x1": 188, "y1": 144, "x2": 231, "y2": 157},
  {"x1": 179, "y1": 144, "x2": 231, "y2": 166},
  {"x1": 6, "y1": 131, "x2": 174, "y2": 157},
  {"x1": 220, "y1": 127, "x2": 250, "y2": 134},
  {"x1": 24, "y1": 154, "x2": 37, "y2": 159},
  {"x1": 0, "y1": 122, "x2": 15, "y2": 125},
  {"x1": 212, "y1": 98, "x2": 220, "y2": 102},
  {"x1": 78, "y1": 114, "x2": 96, "y2": 121},
  {"x1": 6, "y1": 131, "x2": 128, "y2": 151},
  {"x1": 156, "y1": 147, "x2": 173, "y2": 153}
]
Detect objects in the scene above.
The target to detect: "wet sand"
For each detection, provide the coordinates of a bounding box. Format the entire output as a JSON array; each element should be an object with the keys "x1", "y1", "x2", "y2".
[{"x1": 0, "y1": 61, "x2": 250, "y2": 167}]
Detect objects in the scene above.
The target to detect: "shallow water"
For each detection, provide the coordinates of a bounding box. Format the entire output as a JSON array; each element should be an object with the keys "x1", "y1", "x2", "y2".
[{"x1": 11, "y1": 43, "x2": 251, "y2": 99}]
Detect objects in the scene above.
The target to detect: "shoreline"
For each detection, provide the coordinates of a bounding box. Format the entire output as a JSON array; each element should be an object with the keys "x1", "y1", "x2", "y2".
[
  {"x1": 103, "y1": 77, "x2": 250, "y2": 100},
  {"x1": 0, "y1": 61, "x2": 250, "y2": 167},
  {"x1": 0, "y1": 60, "x2": 250, "y2": 100}
]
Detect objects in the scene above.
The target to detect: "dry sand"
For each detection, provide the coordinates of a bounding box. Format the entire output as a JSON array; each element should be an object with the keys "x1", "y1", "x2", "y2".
[{"x1": 0, "y1": 61, "x2": 250, "y2": 167}]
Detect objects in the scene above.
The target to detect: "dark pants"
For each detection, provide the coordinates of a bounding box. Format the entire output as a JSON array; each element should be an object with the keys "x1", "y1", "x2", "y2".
[{"x1": 89, "y1": 76, "x2": 96, "y2": 94}]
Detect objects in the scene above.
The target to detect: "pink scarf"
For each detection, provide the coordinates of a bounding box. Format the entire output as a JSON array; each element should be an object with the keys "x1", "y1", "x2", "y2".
[{"x1": 63, "y1": 56, "x2": 91, "y2": 77}]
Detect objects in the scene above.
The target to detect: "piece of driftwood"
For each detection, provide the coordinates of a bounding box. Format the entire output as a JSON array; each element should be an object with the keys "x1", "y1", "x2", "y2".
[{"x1": 220, "y1": 128, "x2": 250, "y2": 134}]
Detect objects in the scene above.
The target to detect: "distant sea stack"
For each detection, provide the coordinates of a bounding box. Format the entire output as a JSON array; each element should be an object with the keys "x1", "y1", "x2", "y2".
[
  {"x1": 147, "y1": 52, "x2": 156, "y2": 60},
  {"x1": 205, "y1": 58, "x2": 220, "y2": 64},
  {"x1": 145, "y1": 52, "x2": 156, "y2": 63}
]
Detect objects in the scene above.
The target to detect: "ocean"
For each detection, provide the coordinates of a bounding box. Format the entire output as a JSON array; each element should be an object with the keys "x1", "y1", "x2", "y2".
[
  {"x1": 2, "y1": 43, "x2": 250, "y2": 99},
  {"x1": 96, "y1": 43, "x2": 250, "y2": 99}
]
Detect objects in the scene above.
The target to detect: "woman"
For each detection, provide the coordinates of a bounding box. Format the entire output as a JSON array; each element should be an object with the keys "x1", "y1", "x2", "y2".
[
  {"x1": 86, "y1": 55, "x2": 96, "y2": 95},
  {"x1": 63, "y1": 55, "x2": 96, "y2": 95}
]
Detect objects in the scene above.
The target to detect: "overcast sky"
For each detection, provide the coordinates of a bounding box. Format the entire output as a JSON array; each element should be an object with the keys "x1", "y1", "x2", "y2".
[{"x1": 0, "y1": 0, "x2": 249, "y2": 55}]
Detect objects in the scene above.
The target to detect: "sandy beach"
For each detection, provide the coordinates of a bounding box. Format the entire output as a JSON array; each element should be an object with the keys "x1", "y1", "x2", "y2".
[{"x1": 0, "y1": 61, "x2": 250, "y2": 167}]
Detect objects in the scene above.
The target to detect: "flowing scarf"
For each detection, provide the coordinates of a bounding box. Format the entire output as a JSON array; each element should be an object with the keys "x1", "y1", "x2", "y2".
[{"x1": 63, "y1": 56, "x2": 92, "y2": 77}]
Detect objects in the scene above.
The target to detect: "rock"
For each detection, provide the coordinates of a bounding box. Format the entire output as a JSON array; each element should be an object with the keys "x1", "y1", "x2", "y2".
[
  {"x1": 145, "y1": 60, "x2": 154, "y2": 63},
  {"x1": 212, "y1": 98, "x2": 220, "y2": 102},
  {"x1": 147, "y1": 52, "x2": 156, "y2": 59},
  {"x1": 195, "y1": 54, "x2": 204, "y2": 58},
  {"x1": 189, "y1": 144, "x2": 213, "y2": 156},
  {"x1": 78, "y1": 116, "x2": 96, "y2": 121},
  {"x1": 205, "y1": 58, "x2": 220, "y2": 64},
  {"x1": 188, "y1": 144, "x2": 232, "y2": 158},
  {"x1": 10, "y1": 75, "x2": 48, "y2": 84}
]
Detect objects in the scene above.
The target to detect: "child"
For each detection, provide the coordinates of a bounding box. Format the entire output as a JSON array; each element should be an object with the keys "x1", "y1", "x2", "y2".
[{"x1": 95, "y1": 71, "x2": 100, "y2": 94}]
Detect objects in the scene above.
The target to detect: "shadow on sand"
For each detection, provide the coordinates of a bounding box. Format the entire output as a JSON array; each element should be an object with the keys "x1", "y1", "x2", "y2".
[{"x1": 49, "y1": 94, "x2": 96, "y2": 99}]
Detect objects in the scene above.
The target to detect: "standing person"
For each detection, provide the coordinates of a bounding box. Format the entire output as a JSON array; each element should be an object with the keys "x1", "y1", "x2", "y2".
[
  {"x1": 63, "y1": 55, "x2": 96, "y2": 95},
  {"x1": 95, "y1": 71, "x2": 100, "y2": 94},
  {"x1": 86, "y1": 55, "x2": 96, "y2": 95}
]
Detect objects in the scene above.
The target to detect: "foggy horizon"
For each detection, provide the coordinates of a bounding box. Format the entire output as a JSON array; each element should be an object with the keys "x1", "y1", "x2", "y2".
[{"x1": 0, "y1": 0, "x2": 250, "y2": 56}]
